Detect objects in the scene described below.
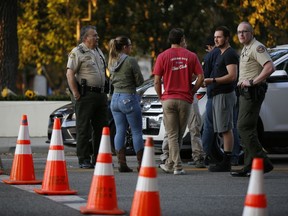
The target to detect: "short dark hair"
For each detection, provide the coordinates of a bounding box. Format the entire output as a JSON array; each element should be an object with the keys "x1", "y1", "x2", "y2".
[
  {"x1": 215, "y1": 26, "x2": 230, "y2": 38},
  {"x1": 168, "y1": 28, "x2": 184, "y2": 45},
  {"x1": 80, "y1": 25, "x2": 96, "y2": 42}
]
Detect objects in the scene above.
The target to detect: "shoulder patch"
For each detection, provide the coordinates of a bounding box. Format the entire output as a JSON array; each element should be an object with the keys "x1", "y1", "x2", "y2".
[
  {"x1": 77, "y1": 45, "x2": 85, "y2": 54},
  {"x1": 69, "y1": 52, "x2": 76, "y2": 59},
  {"x1": 256, "y1": 45, "x2": 265, "y2": 53}
]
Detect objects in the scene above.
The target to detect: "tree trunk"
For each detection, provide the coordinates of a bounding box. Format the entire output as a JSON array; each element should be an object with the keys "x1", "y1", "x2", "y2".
[{"x1": 0, "y1": 0, "x2": 18, "y2": 92}]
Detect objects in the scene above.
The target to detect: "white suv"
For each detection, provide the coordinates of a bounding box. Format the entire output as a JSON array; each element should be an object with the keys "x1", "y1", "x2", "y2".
[
  {"x1": 259, "y1": 45, "x2": 288, "y2": 152},
  {"x1": 141, "y1": 85, "x2": 207, "y2": 152},
  {"x1": 141, "y1": 44, "x2": 288, "y2": 153}
]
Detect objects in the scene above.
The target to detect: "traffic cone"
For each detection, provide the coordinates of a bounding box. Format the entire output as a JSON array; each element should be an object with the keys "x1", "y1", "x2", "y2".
[
  {"x1": 34, "y1": 118, "x2": 77, "y2": 195},
  {"x1": 80, "y1": 127, "x2": 125, "y2": 215},
  {"x1": 3, "y1": 115, "x2": 42, "y2": 184},
  {"x1": 130, "y1": 137, "x2": 161, "y2": 216},
  {"x1": 242, "y1": 158, "x2": 268, "y2": 216}
]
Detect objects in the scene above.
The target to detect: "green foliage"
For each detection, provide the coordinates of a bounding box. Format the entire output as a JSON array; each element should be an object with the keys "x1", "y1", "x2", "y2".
[{"x1": 16, "y1": 0, "x2": 288, "y2": 94}]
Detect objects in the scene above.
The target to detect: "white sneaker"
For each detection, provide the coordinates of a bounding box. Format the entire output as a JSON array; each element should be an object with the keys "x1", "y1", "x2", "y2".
[
  {"x1": 174, "y1": 169, "x2": 186, "y2": 175},
  {"x1": 159, "y1": 164, "x2": 173, "y2": 173}
]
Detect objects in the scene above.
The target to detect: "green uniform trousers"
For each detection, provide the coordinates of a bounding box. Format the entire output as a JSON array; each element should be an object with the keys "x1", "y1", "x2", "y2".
[
  {"x1": 75, "y1": 91, "x2": 108, "y2": 164},
  {"x1": 237, "y1": 93, "x2": 268, "y2": 169}
]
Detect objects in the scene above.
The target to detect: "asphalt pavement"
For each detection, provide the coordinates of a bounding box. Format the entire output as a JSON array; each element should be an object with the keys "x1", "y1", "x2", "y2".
[{"x1": 1, "y1": 137, "x2": 288, "y2": 215}]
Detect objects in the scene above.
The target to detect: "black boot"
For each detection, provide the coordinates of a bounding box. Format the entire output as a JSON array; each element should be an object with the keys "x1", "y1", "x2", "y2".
[
  {"x1": 209, "y1": 152, "x2": 231, "y2": 172},
  {"x1": 136, "y1": 149, "x2": 144, "y2": 172},
  {"x1": 116, "y1": 148, "x2": 133, "y2": 172}
]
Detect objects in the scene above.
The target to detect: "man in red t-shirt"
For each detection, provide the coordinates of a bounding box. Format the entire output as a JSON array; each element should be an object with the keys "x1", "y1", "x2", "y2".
[{"x1": 153, "y1": 28, "x2": 204, "y2": 175}]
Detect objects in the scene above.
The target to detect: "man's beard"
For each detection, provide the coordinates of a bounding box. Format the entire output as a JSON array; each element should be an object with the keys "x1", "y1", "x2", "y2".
[{"x1": 216, "y1": 42, "x2": 226, "y2": 49}]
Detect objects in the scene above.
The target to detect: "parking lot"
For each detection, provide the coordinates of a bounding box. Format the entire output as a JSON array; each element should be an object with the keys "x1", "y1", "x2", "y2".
[{"x1": 1, "y1": 137, "x2": 288, "y2": 216}]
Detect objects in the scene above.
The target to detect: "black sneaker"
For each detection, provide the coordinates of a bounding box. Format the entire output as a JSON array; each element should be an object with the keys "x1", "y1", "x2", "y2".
[
  {"x1": 79, "y1": 161, "x2": 94, "y2": 169},
  {"x1": 264, "y1": 159, "x2": 274, "y2": 174},
  {"x1": 208, "y1": 161, "x2": 231, "y2": 172},
  {"x1": 230, "y1": 168, "x2": 251, "y2": 177}
]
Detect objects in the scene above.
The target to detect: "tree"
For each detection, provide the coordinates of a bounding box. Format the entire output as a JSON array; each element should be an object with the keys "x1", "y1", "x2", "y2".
[
  {"x1": 0, "y1": 0, "x2": 18, "y2": 92},
  {"x1": 239, "y1": 0, "x2": 288, "y2": 46},
  {"x1": 17, "y1": 0, "x2": 83, "y2": 93}
]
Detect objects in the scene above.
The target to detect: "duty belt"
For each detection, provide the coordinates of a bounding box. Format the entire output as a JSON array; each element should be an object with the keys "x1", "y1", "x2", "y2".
[{"x1": 86, "y1": 86, "x2": 105, "y2": 93}]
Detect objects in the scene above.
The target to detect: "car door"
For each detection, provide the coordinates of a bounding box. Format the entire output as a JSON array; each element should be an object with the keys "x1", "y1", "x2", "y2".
[{"x1": 260, "y1": 55, "x2": 288, "y2": 132}]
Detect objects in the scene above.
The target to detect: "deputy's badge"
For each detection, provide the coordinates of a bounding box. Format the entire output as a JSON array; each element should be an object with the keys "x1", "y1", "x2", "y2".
[{"x1": 256, "y1": 45, "x2": 265, "y2": 53}]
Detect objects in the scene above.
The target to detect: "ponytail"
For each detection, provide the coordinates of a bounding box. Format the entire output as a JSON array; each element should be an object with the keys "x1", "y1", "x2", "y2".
[{"x1": 108, "y1": 36, "x2": 130, "y2": 69}]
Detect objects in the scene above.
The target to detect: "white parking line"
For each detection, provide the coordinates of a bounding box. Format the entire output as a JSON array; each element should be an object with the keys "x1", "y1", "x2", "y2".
[{"x1": 0, "y1": 175, "x2": 88, "y2": 213}]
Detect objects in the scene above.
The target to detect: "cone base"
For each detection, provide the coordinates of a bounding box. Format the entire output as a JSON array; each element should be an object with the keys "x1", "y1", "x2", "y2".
[
  {"x1": 34, "y1": 188, "x2": 77, "y2": 195},
  {"x1": 2, "y1": 179, "x2": 42, "y2": 185},
  {"x1": 80, "y1": 206, "x2": 125, "y2": 215}
]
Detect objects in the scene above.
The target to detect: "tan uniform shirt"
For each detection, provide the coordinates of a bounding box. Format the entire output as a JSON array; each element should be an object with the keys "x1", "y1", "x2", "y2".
[
  {"x1": 67, "y1": 43, "x2": 106, "y2": 87},
  {"x1": 239, "y1": 38, "x2": 272, "y2": 83}
]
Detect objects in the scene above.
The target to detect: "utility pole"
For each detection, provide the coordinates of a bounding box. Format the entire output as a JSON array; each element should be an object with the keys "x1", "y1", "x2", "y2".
[{"x1": 76, "y1": 0, "x2": 97, "y2": 41}]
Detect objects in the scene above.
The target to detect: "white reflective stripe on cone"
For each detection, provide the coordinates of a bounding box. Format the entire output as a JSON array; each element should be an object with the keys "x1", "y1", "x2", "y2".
[
  {"x1": 247, "y1": 170, "x2": 264, "y2": 194},
  {"x1": 243, "y1": 207, "x2": 267, "y2": 216},
  {"x1": 136, "y1": 176, "x2": 159, "y2": 192},
  {"x1": 15, "y1": 145, "x2": 32, "y2": 154},
  {"x1": 94, "y1": 163, "x2": 114, "y2": 176},
  {"x1": 50, "y1": 131, "x2": 63, "y2": 146},
  {"x1": 141, "y1": 147, "x2": 156, "y2": 167},
  {"x1": 98, "y1": 136, "x2": 112, "y2": 153},
  {"x1": 18, "y1": 126, "x2": 30, "y2": 140},
  {"x1": 47, "y1": 150, "x2": 65, "y2": 161}
]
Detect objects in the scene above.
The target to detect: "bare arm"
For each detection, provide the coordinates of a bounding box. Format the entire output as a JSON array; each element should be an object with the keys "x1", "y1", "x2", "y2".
[
  {"x1": 204, "y1": 64, "x2": 237, "y2": 85},
  {"x1": 192, "y1": 73, "x2": 204, "y2": 93},
  {"x1": 66, "y1": 68, "x2": 80, "y2": 100},
  {"x1": 239, "y1": 61, "x2": 275, "y2": 87},
  {"x1": 154, "y1": 75, "x2": 162, "y2": 99}
]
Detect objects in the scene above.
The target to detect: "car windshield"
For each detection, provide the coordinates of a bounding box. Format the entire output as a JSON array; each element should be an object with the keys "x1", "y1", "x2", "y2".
[{"x1": 268, "y1": 48, "x2": 288, "y2": 61}]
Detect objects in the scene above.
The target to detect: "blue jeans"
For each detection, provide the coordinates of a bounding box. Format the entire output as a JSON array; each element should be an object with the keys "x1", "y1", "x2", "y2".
[
  {"x1": 110, "y1": 93, "x2": 144, "y2": 153},
  {"x1": 202, "y1": 98, "x2": 214, "y2": 155}
]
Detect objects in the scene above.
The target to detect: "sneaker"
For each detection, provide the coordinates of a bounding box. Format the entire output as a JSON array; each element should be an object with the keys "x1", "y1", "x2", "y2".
[
  {"x1": 174, "y1": 169, "x2": 186, "y2": 175},
  {"x1": 230, "y1": 157, "x2": 239, "y2": 166},
  {"x1": 159, "y1": 164, "x2": 173, "y2": 173},
  {"x1": 158, "y1": 160, "x2": 166, "y2": 168},
  {"x1": 264, "y1": 159, "x2": 274, "y2": 174},
  {"x1": 208, "y1": 161, "x2": 231, "y2": 172},
  {"x1": 195, "y1": 160, "x2": 206, "y2": 168},
  {"x1": 187, "y1": 161, "x2": 196, "y2": 166},
  {"x1": 79, "y1": 161, "x2": 94, "y2": 169}
]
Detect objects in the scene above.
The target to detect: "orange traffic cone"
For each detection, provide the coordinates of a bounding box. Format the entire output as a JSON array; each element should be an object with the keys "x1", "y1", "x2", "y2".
[
  {"x1": 242, "y1": 158, "x2": 268, "y2": 216},
  {"x1": 80, "y1": 127, "x2": 125, "y2": 215},
  {"x1": 3, "y1": 115, "x2": 42, "y2": 184},
  {"x1": 34, "y1": 118, "x2": 77, "y2": 195},
  {"x1": 130, "y1": 137, "x2": 161, "y2": 216}
]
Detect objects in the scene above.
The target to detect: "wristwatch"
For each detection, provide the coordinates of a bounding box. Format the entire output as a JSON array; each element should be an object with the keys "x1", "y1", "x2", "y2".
[
  {"x1": 249, "y1": 79, "x2": 254, "y2": 86},
  {"x1": 213, "y1": 77, "x2": 216, "y2": 83}
]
